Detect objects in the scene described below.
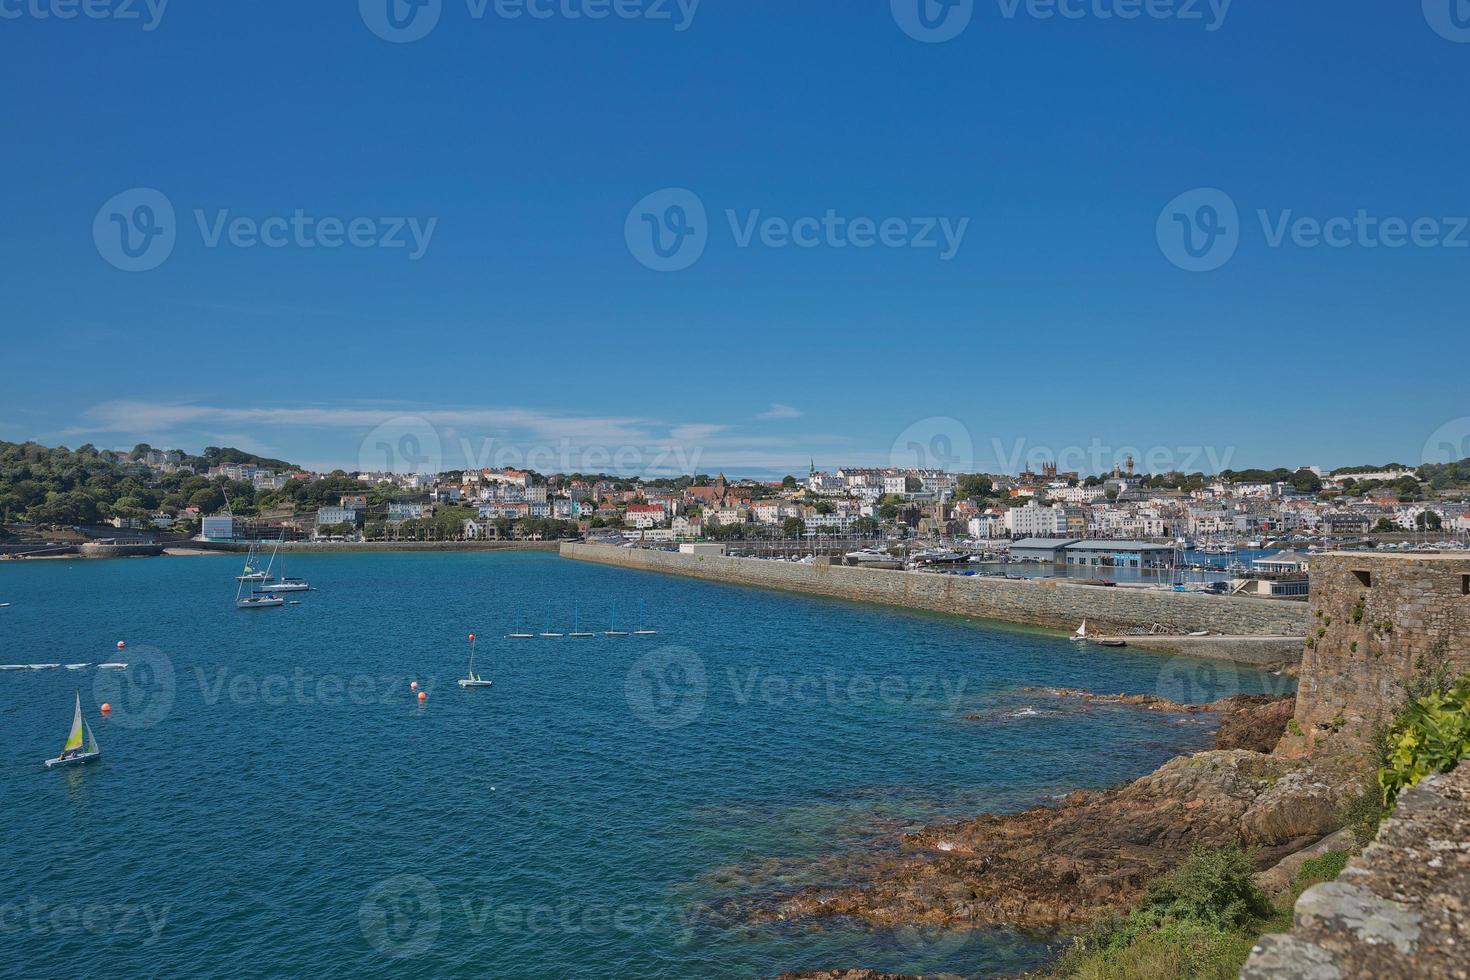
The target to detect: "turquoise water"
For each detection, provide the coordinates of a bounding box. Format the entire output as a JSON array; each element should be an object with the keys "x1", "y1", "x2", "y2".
[{"x1": 0, "y1": 552, "x2": 1291, "y2": 978}]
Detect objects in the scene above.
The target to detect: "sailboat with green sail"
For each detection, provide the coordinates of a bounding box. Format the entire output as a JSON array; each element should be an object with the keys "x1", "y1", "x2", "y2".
[{"x1": 45, "y1": 691, "x2": 100, "y2": 768}]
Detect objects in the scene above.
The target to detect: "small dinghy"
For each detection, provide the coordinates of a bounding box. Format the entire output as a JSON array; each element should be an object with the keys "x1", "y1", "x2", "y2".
[
  {"x1": 44, "y1": 691, "x2": 100, "y2": 768},
  {"x1": 27, "y1": 663, "x2": 61, "y2": 670},
  {"x1": 97, "y1": 662, "x2": 128, "y2": 670},
  {"x1": 1071, "y1": 619, "x2": 1089, "y2": 642},
  {"x1": 568, "y1": 602, "x2": 594, "y2": 638},
  {"x1": 604, "y1": 601, "x2": 629, "y2": 636},
  {"x1": 0, "y1": 664, "x2": 27, "y2": 671},
  {"x1": 65, "y1": 663, "x2": 91, "y2": 670},
  {"x1": 458, "y1": 633, "x2": 494, "y2": 689},
  {"x1": 632, "y1": 600, "x2": 658, "y2": 636}
]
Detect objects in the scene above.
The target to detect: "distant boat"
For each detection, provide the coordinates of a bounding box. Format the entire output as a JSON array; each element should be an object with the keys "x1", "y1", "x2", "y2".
[
  {"x1": 605, "y1": 601, "x2": 628, "y2": 636},
  {"x1": 44, "y1": 691, "x2": 100, "y2": 768},
  {"x1": 508, "y1": 605, "x2": 535, "y2": 639},
  {"x1": 458, "y1": 633, "x2": 493, "y2": 689},
  {"x1": 27, "y1": 663, "x2": 61, "y2": 670},
  {"x1": 569, "y1": 601, "x2": 594, "y2": 638},
  {"x1": 1071, "y1": 619, "x2": 1088, "y2": 642},
  {"x1": 633, "y1": 600, "x2": 657, "y2": 636},
  {"x1": 97, "y1": 662, "x2": 128, "y2": 669},
  {"x1": 539, "y1": 608, "x2": 563, "y2": 638},
  {"x1": 65, "y1": 663, "x2": 91, "y2": 670},
  {"x1": 237, "y1": 536, "x2": 285, "y2": 609},
  {"x1": 235, "y1": 541, "x2": 274, "y2": 582}
]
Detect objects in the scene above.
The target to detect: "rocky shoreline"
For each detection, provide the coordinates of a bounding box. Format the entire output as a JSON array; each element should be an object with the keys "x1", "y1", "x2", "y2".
[{"x1": 743, "y1": 691, "x2": 1368, "y2": 974}]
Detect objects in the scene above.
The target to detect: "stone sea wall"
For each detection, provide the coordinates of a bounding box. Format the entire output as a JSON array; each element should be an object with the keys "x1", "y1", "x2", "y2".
[
  {"x1": 1243, "y1": 762, "x2": 1470, "y2": 979},
  {"x1": 560, "y1": 544, "x2": 1308, "y2": 640},
  {"x1": 183, "y1": 540, "x2": 562, "y2": 554},
  {"x1": 1283, "y1": 552, "x2": 1470, "y2": 752}
]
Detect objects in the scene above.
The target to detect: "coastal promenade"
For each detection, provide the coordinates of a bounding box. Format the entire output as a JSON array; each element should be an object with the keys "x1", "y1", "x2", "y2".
[{"x1": 560, "y1": 543, "x2": 1309, "y2": 652}]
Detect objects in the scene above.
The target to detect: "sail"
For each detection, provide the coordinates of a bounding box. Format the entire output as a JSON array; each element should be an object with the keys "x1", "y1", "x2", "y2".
[
  {"x1": 63, "y1": 692, "x2": 84, "y2": 752},
  {"x1": 84, "y1": 719, "x2": 98, "y2": 754}
]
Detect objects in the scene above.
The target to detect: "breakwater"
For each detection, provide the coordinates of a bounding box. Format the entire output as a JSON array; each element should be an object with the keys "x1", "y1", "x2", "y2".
[
  {"x1": 560, "y1": 544, "x2": 1309, "y2": 642},
  {"x1": 180, "y1": 540, "x2": 563, "y2": 554}
]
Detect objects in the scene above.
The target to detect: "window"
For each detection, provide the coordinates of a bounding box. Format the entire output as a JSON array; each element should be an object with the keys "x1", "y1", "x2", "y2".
[
  {"x1": 1352, "y1": 569, "x2": 1372, "y2": 588},
  {"x1": 1463, "y1": 575, "x2": 1469, "y2": 597}
]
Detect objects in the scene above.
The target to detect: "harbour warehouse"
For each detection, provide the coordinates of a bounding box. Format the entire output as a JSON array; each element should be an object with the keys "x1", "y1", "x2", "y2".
[{"x1": 1008, "y1": 538, "x2": 1175, "y2": 568}]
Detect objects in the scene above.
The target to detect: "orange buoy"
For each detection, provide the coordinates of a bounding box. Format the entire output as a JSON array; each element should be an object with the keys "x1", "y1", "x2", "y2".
[
  {"x1": 100, "y1": 703, "x2": 112, "y2": 715},
  {"x1": 417, "y1": 691, "x2": 427, "y2": 702},
  {"x1": 116, "y1": 641, "x2": 126, "y2": 650}
]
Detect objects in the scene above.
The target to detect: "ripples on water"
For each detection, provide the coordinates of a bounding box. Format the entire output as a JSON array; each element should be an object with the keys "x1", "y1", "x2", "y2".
[{"x1": 0, "y1": 552, "x2": 1291, "y2": 978}]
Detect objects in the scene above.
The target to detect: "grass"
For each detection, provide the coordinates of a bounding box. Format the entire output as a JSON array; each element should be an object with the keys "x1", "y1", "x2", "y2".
[{"x1": 1051, "y1": 845, "x2": 1353, "y2": 979}]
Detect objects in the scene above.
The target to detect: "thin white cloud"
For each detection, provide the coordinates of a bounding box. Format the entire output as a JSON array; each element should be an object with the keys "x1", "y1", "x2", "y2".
[{"x1": 757, "y1": 403, "x2": 803, "y2": 420}]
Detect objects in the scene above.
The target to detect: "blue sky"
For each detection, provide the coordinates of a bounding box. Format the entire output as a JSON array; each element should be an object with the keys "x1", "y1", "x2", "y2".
[{"x1": 1, "y1": 1, "x2": 1467, "y2": 476}]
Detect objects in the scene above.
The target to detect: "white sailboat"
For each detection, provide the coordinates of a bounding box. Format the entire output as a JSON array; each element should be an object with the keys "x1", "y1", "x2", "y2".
[
  {"x1": 507, "y1": 605, "x2": 535, "y2": 639},
  {"x1": 633, "y1": 600, "x2": 657, "y2": 636},
  {"x1": 44, "y1": 691, "x2": 100, "y2": 768},
  {"x1": 569, "y1": 601, "x2": 594, "y2": 638},
  {"x1": 539, "y1": 610, "x2": 564, "y2": 638},
  {"x1": 235, "y1": 541, "x2": 274, "y2": 582},
  {"x1": 256, "y1": 542, "x2": 310, "y2": 593},
  {"x1": 458, "y1": 632, "x2": 493, "y2": 689},
  {"x1": 1071, "y1": 619, "x2": 1089, "y2": 642},
  {"x1": 236, "y1": 536, "x2": 284, "y2": 609},
  {"x1": 604, "y1": 601, "x2": 628, "y2": 636}
]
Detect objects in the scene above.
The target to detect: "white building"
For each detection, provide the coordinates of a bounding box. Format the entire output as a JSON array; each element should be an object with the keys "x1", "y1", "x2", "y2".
[{"x1": 1003, "y1": 501, "x2": 1067, "y2": 538}]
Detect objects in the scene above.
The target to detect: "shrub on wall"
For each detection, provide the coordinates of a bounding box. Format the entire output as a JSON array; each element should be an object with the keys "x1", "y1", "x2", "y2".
[{"x1": 1380, "y1": 674, "x2": 1470, "y2": 809}]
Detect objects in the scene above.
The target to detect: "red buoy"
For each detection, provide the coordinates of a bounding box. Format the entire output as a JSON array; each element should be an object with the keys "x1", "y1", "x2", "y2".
[
  {"x1": 417, "y1": 691, "x2": 427, "y2": 702},
  {"x1": 468, "y1": 633, "x2": 475, "y2": 641},
  {"x1": 410, "y1": 681, "x2": 419, "y2": 691},
  {"x1": 116, "y1": 641, "x2": 126, "y2": 650},
  {"x1": 100, "y1": 703, "x2": 112, "y2": 715}
]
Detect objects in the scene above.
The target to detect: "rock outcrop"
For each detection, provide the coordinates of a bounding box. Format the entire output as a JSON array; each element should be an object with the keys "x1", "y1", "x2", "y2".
[{"x1": 740, "y1": 748, "x2": 1363, "y2": 931}]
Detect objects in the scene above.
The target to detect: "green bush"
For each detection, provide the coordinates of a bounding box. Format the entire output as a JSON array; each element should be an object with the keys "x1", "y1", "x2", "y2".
[
  {"x1": 1134, "y1": 846, "x2": 1272, "y2": 931},
  {"x1": 1380, "y1": 674, "x2": 1470, "y2": 809},
  {"x1": 1053, "y1": 847, "x2": 1271, "y2": 978}
]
